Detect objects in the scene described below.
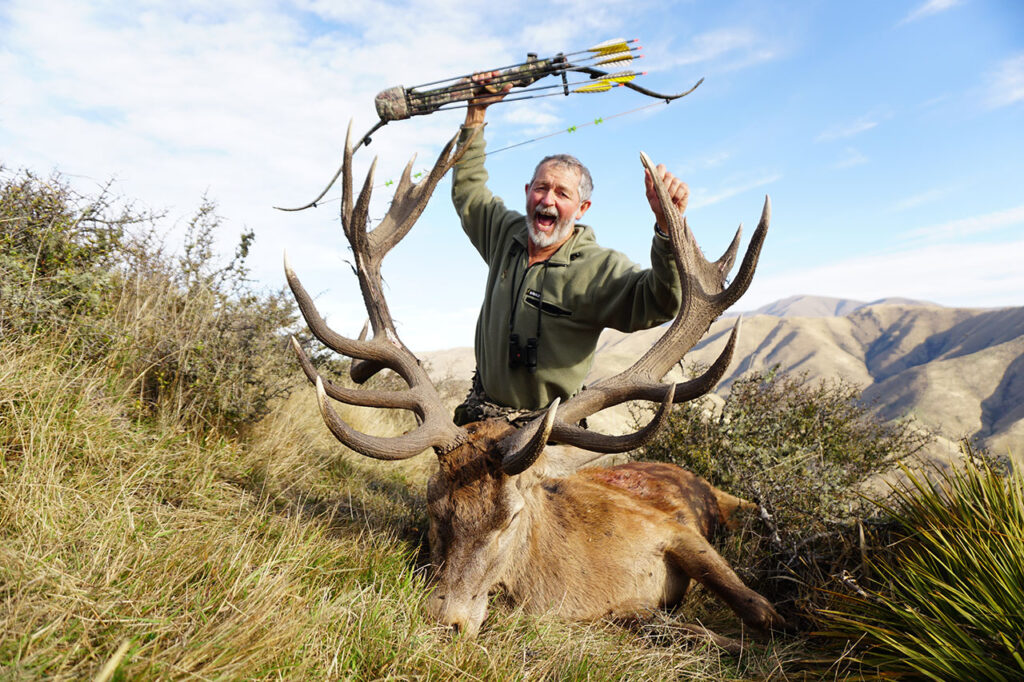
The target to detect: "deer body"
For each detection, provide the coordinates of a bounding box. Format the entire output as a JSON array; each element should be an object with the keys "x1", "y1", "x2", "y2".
[
  {"x1": 285, "y1": 121, "x2": 782, "y2": 643},
  {"x1": 424, "y1": 421, "x2": 780, "y2": 637}
]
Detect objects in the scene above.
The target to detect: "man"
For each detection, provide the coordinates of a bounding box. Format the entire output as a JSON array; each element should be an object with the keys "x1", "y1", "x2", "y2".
[{"x1": 452, "y1": 72, "x2": 690, "y2": 425}]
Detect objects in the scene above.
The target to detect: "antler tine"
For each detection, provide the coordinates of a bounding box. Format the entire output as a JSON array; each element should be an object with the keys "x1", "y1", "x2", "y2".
[
  {"x1": 372, "y1": 126, "x2": 480, "y2": 256},
  {"x1": 500, "y1": 397, "x2": 560, "y2": 475},
  {"x1": 291, "y1": 337, "x2": 421, "y2": 412},
  {"x1": 285, "y1": 251, "x2": 381, "y2": 367},
  {"x1": 349, "y1": 322, "x2": 386, "y2": 385},
  {"x1": 715, "y1": 223, "x2": 743, "y2": 283},
  {"x1": 715, "y1": 196, "x2": 769, "y2": 310},
  {"x1": 341, "y1": 121, "x2": 355, "y2": 236},
  {"x1": 316, "y1": 377, "x2": 463, "y2": 460},
  {"x1": 548, "y1": 386, "x2": 674, "y2": 454},
  {"x1": 346, "y1": 155, "x2": 377, "y2": 255}
]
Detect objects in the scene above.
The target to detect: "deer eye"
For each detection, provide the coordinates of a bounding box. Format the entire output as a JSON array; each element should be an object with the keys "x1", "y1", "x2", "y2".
[{"x1": 503, "y1": 509, "x2": 521, "y2": 530}]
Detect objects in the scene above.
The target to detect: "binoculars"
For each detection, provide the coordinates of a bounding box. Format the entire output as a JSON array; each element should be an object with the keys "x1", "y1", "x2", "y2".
[{"x1": 508, "y1": 333, "x2": 538, "y2": 373}]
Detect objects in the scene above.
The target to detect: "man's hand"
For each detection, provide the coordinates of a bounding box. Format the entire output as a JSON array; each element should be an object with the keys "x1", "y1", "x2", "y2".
[
  {"x1": 464, "y1": 71, "x2": 512, "y2": 127},
  {"x1": 644, "y1": 164, "x2": 689, "y2": 232}
]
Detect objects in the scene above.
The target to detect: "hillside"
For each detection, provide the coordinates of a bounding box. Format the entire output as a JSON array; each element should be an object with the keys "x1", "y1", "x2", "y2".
[
  {"x1": 730, "y1": 295, "x2": 935, "y2": 318},
  {"x1": 423, "y1": 297, "x2": 1024, "y2": 462}
]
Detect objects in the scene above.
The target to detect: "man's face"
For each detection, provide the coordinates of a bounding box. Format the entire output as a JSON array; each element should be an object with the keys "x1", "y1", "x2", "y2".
[{"x1": 524, "y1": 162, "x2": 591, "y2": 250}]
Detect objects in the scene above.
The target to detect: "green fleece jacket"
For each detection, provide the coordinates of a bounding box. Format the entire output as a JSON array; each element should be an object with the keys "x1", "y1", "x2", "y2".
[{"x1": 452, "y1": 125, "x2": 682, "y2": 410}]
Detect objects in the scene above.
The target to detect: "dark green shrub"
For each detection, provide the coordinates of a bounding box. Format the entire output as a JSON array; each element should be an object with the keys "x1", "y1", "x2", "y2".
[
  {"x1": 0, "y1": 165, "x2": 299, "y2": 431},
  {"x1": 823, "y1": 449, "x2": 1024, "y2": 679},
  {"x1": 642, "y1": 367, "x2": 930, "y2": 533},
  {"x1": 0, "y1": 169, "x2": 143, "y2": 336},
  {"x1": 639, "y1": 367, "x2": 931, "y2": 623}
]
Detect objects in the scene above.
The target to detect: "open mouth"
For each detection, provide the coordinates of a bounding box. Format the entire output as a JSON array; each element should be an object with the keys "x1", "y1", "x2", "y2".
[{"x1": 533, "y1": 208, "x2": 557, "y2": 231}]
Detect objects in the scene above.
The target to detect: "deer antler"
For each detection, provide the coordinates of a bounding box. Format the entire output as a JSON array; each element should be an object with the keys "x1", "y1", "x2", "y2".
[
  {"x1": 336, "y1": 121, "x2": 479, "y2": 383},
  {"x1": 285, "y1": 121, "x2": 479, "y2": 458},
  {"x1": 499, "y1": 152, "x2": 769, "y2": 474}
]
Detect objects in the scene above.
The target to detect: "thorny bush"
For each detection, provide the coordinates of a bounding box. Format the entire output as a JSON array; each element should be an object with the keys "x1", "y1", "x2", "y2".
[
  {"x1": 639, "y1": 366, "x2": 932, "y2": 626},
  {"x1": 0, "y1": 164, "x2": 300, "y2": 431}
]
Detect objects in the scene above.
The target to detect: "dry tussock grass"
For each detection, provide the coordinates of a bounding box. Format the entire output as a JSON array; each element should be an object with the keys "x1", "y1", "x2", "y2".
[
  {"x1": 0, "y1": 284, "x2": 843, "y2": 678},
  {"x1": 2, "y1": 339, "x2": 821, "y2": 680}
]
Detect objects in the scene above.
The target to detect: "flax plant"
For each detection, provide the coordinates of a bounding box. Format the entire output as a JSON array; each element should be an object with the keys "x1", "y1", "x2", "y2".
[{"x1": 824, "y1": 450, "x2": 1024, "y2": 680}]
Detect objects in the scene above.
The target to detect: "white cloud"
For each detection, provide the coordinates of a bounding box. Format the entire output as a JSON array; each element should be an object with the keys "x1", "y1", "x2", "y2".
[
  {"x1": 742, "y1": 237, "x2": 1024, "y2": 312},
  {"x1": 663, "y1": 28, "x2": 778, "y2": 73},
  {"x1": 898, "y1": 0, "x2": 964, "y2": 26},
  {"x1": 674, "y1": 150, "x2": 733, "y2": 176},
  {"x1": 689, "y1": 173, "x2": 781, "y2": 210},
  {"x1": 985, "y1": 53, "x2": 1024, "y2": 109},
  {"x1": 833, "y1": 147, "x2": 868, "y2": 169},
  {"x1": 903, "y1": 205, "x2": 1024, "y2": 241},
  {"x1": 816, "y1": 116, "x2": 879, "y2": 142},
  {"x1": 497, "y1": 102, "x2": 562, "y2": 134},
  {"x1": 890, "y1": 186, "x2": 953, "y2": 211}
]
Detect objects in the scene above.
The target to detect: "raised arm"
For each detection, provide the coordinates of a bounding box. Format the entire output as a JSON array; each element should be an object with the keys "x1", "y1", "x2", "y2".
[{"x1": 451, "y1": 72, "x2": 517, "y2": 264}]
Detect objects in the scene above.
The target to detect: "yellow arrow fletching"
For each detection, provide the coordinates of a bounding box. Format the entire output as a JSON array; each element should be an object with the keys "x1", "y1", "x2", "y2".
[
  {"x1": 588, "y1": 38, "x2": 632, "y2": 55},
  {"x1": 574, "y1": 80, "x2": 613, "y2": 93}
]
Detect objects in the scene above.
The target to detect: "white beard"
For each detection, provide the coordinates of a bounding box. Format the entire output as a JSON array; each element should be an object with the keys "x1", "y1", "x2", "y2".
[{"x1": 527, "y1": 208, "x2": 575, "y2": 249}]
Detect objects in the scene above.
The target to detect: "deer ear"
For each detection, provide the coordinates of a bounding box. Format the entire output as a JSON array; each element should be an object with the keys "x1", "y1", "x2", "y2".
[{"x1": 498, "y1": 398, "x2": 560, "y2": 475}]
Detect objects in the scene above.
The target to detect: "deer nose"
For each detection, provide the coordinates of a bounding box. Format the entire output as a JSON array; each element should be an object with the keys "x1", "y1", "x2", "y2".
[
  {"x1": 436, "y1": 607, "x2": 472, "y2": 636},
  {"x1": 428, "y1": 592, "x2": 484, "y2": 637}
]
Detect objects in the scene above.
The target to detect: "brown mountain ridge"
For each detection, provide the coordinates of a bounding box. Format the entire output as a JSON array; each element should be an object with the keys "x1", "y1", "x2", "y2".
[{"x1": 423, "y1": 297, "x2": 1024, "y2": 464}]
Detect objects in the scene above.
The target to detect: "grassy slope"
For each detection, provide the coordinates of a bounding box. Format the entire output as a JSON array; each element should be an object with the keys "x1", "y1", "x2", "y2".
[{"x1": 0, "y1": 337, "x2": 819, "y2": 681}]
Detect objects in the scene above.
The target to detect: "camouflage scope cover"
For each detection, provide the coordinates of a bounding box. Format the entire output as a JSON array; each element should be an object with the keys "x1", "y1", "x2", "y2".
[{"x1": 373, "y1": 56, "x2": 564, "y2": 122}]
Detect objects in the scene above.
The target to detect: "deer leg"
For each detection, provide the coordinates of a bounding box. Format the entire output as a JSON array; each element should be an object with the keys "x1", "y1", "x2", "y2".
[{"x1": 665, "y1": 525, "x2": 784, "y2": 632}]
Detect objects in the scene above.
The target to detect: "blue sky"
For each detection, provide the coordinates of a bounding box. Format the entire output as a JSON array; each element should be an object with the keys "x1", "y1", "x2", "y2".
[{"x1": 2, "y1": 0, "x2": 1022, "y2": 350}]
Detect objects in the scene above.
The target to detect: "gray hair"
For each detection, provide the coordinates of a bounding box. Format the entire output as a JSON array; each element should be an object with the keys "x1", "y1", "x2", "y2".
[{"x1": 532, "y1": 154, "x2": 593, "y2": 203}]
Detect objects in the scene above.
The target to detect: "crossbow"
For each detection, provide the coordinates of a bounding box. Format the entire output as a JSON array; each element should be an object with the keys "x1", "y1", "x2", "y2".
[
  {"x1": 361, "y1": 38, "x2": 701, "y2": 149},
  {"x1": 276, "y1": 39, "x2": 702, "y2": 212}
]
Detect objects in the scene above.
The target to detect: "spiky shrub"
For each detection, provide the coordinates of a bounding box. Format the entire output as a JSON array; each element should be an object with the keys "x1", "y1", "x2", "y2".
[
  {"x1": 0, "y1": 169, "x2": 138, "y2": 341},
  {"x1": 111, "y1": 197, "x2": 299, "y2": 428},
  {"x1": 822, "y1": 451, "x2": 1024, "y2": 679},
  {"x1": 0, "y1": 165, "x2": 298, "y2": 430},
  {"x1": 639, "y1": 367, "x2": 931, "y2": 622}
]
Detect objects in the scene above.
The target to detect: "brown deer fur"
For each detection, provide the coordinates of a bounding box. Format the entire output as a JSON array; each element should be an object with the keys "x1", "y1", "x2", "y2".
[{"x1": 424, "y1": 420, "x2": 783, "y2": 637}]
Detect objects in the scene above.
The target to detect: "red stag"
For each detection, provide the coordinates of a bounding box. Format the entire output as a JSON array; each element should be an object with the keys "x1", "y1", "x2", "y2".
[{"x1": 285, "y1": 122, "x2": 783, "y2": 642}]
